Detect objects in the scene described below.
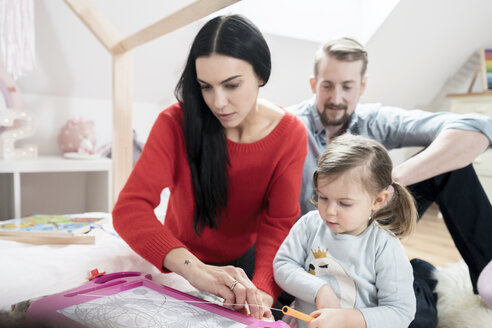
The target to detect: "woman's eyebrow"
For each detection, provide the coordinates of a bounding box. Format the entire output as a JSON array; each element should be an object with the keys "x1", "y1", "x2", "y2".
[{"x1": 197, "y1": 75, "x2": 242, "y2": 85}]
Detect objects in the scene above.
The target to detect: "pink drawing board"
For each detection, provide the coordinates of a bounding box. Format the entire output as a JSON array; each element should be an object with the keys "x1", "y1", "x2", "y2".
[{"x1": 26, "y1": 271, "x2": 289, "y2": 328}]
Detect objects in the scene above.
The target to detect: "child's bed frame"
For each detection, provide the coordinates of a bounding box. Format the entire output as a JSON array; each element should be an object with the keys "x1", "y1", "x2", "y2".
[
  {"x1": 21, "y1": 3, "x2": 294, "y2": 326},
  {"x1": 63, "y1": 0, "x2": 240, "y2": 205}
]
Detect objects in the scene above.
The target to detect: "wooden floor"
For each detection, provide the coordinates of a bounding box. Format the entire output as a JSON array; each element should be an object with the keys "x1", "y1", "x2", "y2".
[{"x1": 401, "y1": 204, "x2": 462, "y2": 267}]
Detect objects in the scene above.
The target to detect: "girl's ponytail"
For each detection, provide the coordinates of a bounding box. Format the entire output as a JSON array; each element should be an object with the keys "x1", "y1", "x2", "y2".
[{"x1": 373, "y1": 182, "x2": 417, "y2": 238}]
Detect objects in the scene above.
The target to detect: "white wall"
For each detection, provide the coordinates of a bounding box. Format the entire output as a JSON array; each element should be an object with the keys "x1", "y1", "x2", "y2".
[
  {"x1": 363, "y1": 0, "x2": 492, "y2": 109},
  {"x1": 10, "y1": 0, "x2": 492, "y2": 155},
  {"x1": 18, "y1": 0, "x2": 197, "y2": 104},
  {"x1": 4, "y1": 0, "x2": 492, "y2": 218},
  {"x1": 14, "y1": 1, "x2": 320, "y2": 154},
  {"x1": 17, "y1": 0, "x2": 396, "y2": 105}
]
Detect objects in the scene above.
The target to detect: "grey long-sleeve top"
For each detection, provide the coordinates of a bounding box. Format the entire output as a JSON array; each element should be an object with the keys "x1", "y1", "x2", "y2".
[{"x1": 273, "y1": 211, "x2": 416, "y2": 328}]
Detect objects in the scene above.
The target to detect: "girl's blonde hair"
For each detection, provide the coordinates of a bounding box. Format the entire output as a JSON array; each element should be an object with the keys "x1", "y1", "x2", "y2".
[{"x1": 312, "y1": 134, "x2": 417, "y2": 238}]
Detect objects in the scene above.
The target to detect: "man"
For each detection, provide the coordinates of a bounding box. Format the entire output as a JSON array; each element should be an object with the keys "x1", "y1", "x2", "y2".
[{"x1": 290, "y1": 37, "x2": 492, "y2": 323}]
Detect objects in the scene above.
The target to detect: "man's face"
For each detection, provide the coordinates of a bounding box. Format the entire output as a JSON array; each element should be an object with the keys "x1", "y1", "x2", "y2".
[{"x1": 310, "y1": 55, "x2": 367, "y2": 128}]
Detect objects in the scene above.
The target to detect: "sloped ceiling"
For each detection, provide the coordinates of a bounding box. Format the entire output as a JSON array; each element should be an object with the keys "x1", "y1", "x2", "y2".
[
  {"x1": 210, "y1": 0, "x2": 399, "y2": 44},
  {"x1": 13, "y1": 0, "x2": 398, "y2": 106},
  {"x1": 11, "y1": 0, "x2": 492, "y2": 111}
]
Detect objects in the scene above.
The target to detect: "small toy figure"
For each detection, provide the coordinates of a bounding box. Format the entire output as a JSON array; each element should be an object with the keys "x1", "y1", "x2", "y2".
[{"x1": 78, "y1": 138, "x2": 94, "y2": 155}]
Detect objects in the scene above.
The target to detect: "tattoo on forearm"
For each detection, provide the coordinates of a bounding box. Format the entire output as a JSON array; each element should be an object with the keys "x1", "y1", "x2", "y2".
[{"x1": 184, "y1": 260, "x2": 191, "y2": 265}]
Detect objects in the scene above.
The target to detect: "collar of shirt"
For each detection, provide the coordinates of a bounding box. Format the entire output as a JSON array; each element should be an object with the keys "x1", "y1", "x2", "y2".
[{"x1": 308, "y1": 98, "x2": 328, "y2": 146}]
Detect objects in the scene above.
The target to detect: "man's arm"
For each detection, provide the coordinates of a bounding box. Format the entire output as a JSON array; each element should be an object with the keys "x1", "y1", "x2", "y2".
[{"x1": 392, "y1": 129, "x2": 490, "y2": 186}]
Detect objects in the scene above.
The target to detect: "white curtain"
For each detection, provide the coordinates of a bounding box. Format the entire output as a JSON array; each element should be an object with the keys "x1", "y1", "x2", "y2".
[{"x1": 0, "y1": 0, "x2": 35, "y2": 80}]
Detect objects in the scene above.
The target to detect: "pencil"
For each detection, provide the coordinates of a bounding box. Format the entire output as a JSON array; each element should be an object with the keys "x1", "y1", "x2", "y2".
[{"x1": 244, "y1": 301, "x2": 251, "y2": 315}]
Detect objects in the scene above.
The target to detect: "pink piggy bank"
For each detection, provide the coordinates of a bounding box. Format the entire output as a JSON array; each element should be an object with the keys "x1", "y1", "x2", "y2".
[{"x1": 58, "y1": 118, "x2": 97, "y2": 153}]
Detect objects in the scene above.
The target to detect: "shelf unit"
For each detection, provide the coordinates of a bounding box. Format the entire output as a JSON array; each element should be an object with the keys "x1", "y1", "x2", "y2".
[{"x1": 0, "y1": 155, "x2": 112, "y2": 220}]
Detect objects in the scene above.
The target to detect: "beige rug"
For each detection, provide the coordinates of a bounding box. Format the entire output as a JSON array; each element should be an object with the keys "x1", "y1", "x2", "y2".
[{"x1": 434, "y1": 261, "x2": 492, "y2": 327}]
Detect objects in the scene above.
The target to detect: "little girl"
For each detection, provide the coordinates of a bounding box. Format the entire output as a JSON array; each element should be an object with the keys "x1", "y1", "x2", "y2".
[{"x1": 273, "y1": 134, "x2": 417, "y2": 328}]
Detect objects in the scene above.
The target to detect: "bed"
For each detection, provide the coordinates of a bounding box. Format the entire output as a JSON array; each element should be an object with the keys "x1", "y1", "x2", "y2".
[
  {"x1": 0, "y1": 0, "x2": 238, "y2": 314},
  {"x1": 0, "y1": 191, "x2": 197, "y2": 311},
  {"x1": 0, "y1": 190, "x2": 291, "y2": 328}
]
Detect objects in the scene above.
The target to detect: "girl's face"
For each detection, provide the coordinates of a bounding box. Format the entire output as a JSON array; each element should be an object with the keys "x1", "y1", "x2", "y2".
[
  {"x1": 195, "y1": 54, "x2": 263, "y2": 130},
  {"x1": 316, "y1": 169, "x2": 388, "y2": 236}
]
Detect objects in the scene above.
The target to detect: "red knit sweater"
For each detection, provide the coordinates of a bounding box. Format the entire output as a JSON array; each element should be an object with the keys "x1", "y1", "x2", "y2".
[{"x1": 113, "y1": 102, "x2": 307, "y2": 297}]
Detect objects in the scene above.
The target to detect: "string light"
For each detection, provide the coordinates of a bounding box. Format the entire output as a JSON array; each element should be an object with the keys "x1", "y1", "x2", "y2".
[{"x1": 0, "y1": 108, "x2": 38, "y2": 159}]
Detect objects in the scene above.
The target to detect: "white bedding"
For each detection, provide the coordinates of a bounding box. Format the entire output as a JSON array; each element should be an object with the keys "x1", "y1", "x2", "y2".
[{"x1": 0, "y1": 208, "x2": 193, "y2": 311}]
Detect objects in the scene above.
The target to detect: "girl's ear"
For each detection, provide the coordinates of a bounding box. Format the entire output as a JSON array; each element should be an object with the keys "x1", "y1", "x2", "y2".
[{"x1": 372, "y1": 189, "x2": 390, "y2": 211}]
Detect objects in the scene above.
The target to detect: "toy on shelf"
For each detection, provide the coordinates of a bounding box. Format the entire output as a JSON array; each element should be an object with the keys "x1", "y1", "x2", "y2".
[
  {"x1": 58, "y1": 118, "x2": 101, "y2": 159},
  {"x1": 0, "y1": 62, "x2": 37, "y2": 160},
  {"x1": 482, "y1": 48, "x2": 492, "y2": 91}
]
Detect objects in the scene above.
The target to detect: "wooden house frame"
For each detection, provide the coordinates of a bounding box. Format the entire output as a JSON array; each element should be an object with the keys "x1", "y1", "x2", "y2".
[{"x1": 64, "y1": 0, "x2": 240, "y2": 204}]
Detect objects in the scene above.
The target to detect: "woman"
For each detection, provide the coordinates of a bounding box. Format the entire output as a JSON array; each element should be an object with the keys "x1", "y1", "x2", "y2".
[{"x1": 112, "y1": 14, "x2": 307, "y2": 319}]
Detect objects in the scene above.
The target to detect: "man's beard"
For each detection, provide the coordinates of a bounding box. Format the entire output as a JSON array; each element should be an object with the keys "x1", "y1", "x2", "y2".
[{"x1": 319, "y1": 103, "x2": 352, "y2": 127}]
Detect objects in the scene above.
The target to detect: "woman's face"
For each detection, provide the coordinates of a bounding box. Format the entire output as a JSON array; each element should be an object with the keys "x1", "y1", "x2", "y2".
[{"x1": 195, "y1": 54, "x2": 263, "y2": 129}]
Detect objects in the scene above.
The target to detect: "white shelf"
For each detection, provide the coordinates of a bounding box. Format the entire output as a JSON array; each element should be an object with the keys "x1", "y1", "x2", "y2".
[
  {"x1": 0, "y1": 155, "x2": 111, "y2": 173},
  {"x1": 0, "y1": 155, "x2": 112, "y2": 220}
]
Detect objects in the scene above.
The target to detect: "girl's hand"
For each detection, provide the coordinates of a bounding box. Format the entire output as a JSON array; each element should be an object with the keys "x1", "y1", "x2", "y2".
[
  {"x1": 315, "y1": 284, "x2": 341, "y2": 309},
  {"x1": 308, "y1": 309, "x2": 341, "y2": 328},
  {"x1": 308, "y1": 308, "x2": 366, "y2": 328}
]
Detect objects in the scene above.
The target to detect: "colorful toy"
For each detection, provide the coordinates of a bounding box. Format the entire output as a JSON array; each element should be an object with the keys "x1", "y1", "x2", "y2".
[
  {"x1": 26, "y1": 271, "x2": 290, "y2": 328},
  {"x1": 483, "y1": 49, "x2": 492, "y2": 90}
]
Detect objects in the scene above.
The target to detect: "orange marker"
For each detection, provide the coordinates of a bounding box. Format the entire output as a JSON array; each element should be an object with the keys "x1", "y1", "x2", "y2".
[{"x1": 282, "y1": 305, "x2": 314, "y2": 322}]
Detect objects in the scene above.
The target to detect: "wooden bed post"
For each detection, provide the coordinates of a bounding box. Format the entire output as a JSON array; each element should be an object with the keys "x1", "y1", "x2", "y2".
[
  {"x1": 63, "y1": 0, "x2": 240, "y2": 207},
  {"x1": 112, "y1": 52, "x2": 133, "y2": 200}
]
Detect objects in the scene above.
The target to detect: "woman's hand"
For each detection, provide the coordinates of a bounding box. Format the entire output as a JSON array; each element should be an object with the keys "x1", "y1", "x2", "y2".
[
  {"x1": 163, "y1": 248, "x2": 272, "y2": 319},
  {"x1": 257, "y1": 289, "x2": 274, "y2": 320},
  {"x1": 188, "y1": 264, "x2": 275, "y2": 320},
  {"x1": 187, "y1": 262, "x2": 264, "y2": 318},
  {"x1": 315, "y1": 284, "x2": 341, "y2": 309}
]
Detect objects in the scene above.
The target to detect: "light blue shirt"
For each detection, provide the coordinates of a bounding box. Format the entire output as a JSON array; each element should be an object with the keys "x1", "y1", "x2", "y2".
[
  {"x1": 273, "y1": 211, "x2": 416, "y2": 328},
  {"x1": 290, "y1": 97, "x2": 492, "y2": 215}
]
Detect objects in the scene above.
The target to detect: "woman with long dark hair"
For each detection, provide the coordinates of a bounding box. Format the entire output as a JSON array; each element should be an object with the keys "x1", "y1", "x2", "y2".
[{"x1": 113, "y1": 15, "x2": 307, "y2": 319}]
